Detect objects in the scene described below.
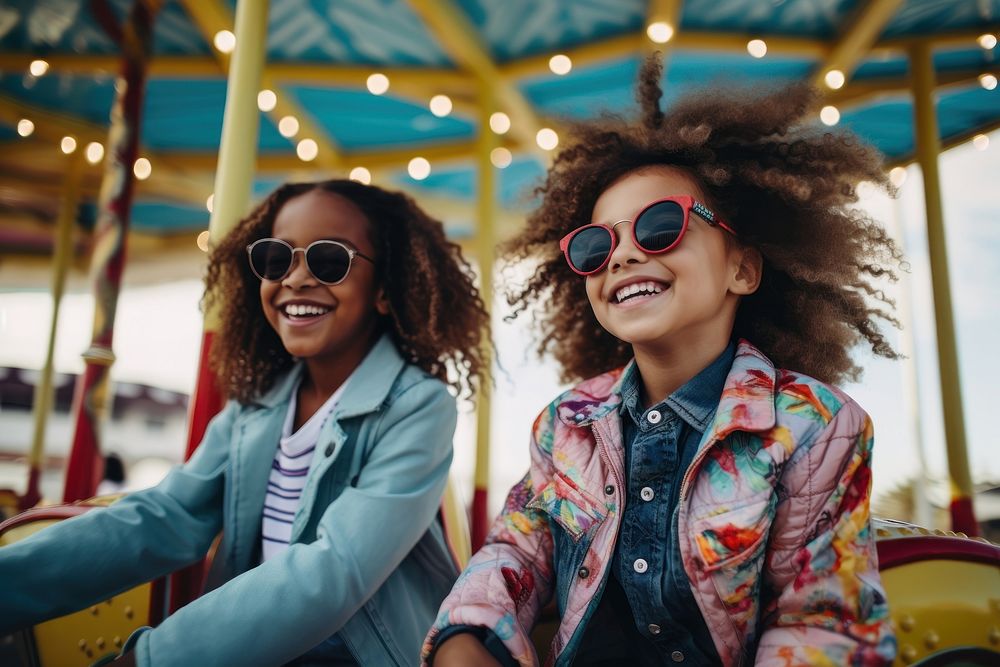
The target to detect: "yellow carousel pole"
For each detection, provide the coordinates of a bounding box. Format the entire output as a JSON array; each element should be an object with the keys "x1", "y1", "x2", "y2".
[
  {"x1": 471, "y1": 81, "x2": 497, "y2": 549},
  {"x1": 21, "y1": 152, "x2": 85, "y2": 510},
  {"x1": 909, "y1": 44, "x2": 977, "y2": 536},
  {"x1": 170, "y1": 0, "x2": 268, "y2": 611}
]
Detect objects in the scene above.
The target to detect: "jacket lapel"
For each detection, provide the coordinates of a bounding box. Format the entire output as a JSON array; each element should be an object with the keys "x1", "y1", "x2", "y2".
[{"x1": 230, "y1": 364, "x2": 302, "y2": 571}]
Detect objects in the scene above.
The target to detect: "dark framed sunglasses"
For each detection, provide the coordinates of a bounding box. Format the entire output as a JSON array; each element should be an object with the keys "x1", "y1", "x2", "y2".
[
  {"x1": 559, "y1": 195, "x2": 737, "y2": 276},
  {"x1": 246, "y1": 238, "x2": 374, "y2": 286}
]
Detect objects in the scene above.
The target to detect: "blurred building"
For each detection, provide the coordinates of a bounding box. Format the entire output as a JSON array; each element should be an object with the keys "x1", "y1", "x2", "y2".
[{"x1": 0, "y1": 367, "x2": 188, "y2": 503}]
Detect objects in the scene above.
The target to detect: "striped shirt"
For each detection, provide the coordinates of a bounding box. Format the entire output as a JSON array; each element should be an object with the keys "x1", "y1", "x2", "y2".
[{"x1": 260, "y1": 379, "x2": 348, "y2": 561}]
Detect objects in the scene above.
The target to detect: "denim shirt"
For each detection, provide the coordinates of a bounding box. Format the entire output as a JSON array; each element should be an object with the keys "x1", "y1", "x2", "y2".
[{"x1": 575, "y1": 343, "x2": 735, "y2": 665}]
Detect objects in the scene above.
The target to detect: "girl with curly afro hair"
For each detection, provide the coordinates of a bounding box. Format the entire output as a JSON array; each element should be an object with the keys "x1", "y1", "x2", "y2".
[
  {"x1": 0, "y1": 179, "x2": 490, "y2": 666},
  {"x1": 425, "y1": 57, "x2": 899, "y2": 667}
]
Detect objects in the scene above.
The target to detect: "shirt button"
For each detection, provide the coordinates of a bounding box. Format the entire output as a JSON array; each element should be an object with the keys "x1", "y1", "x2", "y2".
[
  {"x1": 577, "y1": 566, "x2": 589, "y2": 579},
  {"x1": 646, "y1": 410, "x2": 662, "y2": 424},
  {"x1": 633, "y1": 558, "x2": 648, "y2": 573},
  {"x1": 648, "y1": 623, "x2": 661, "y2": 635},
  {"x1": 324, "y1": 444, "x2": 334, "y2": 456},
  {"x1": 604, "y1": 484, "x2": 615, "y2": 495},
  {"x1": 640, "y1": 486, "x2": 655, "y2": 502},
  {"x1": 671, "y1": 650, "x2": 685, "y2": 662}
]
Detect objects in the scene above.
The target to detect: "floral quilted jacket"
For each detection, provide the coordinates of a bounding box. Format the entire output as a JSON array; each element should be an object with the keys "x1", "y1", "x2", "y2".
[{"x1": 424, "y1": 340, "x2": 896, "y2": 666}]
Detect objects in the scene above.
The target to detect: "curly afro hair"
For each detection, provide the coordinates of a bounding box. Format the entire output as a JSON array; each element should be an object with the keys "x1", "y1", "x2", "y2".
[
  {"x1": 204, "y1": 179, "x2": 490, "y2": 403},
  {"x1": 504, "y1": 55, "x2": 901, "y2": 386}
]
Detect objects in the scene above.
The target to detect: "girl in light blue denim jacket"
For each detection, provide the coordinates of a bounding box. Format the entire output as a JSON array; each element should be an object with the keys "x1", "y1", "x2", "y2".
[{"x1": 0, "y1": 180, "x2": 490, "y2": 666}]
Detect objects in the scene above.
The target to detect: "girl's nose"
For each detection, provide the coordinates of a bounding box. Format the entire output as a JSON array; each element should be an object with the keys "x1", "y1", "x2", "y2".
[
  {"x1": 607, "y1": 221, "x2": 645, "y2": 272},
  {"x1": 282, "y1": 250, "x2": 316, "y2": 288}
]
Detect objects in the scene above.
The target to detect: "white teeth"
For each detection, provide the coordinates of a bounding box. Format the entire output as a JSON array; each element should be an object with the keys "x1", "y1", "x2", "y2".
[
  {"x1": 615, "y1": 281, "x2": 665, "y2": 304},
  {"x1": 284, "y1": 303, "x2": 331, "y2": 317}
]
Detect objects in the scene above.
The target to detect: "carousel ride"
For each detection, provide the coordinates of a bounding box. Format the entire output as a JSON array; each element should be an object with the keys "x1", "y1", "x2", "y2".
[{"x1": 0, "y1": 1, "x2": 998, "y2": 665}]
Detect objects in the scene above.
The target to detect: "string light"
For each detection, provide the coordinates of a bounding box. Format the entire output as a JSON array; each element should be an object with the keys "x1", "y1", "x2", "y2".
[
  {"x1": 60, "y1": 136, "x2": 77, "y2": 154},
  {"x1": 349, "y1": 167, "x2": 371, "y2": 184},
  {"x1": 296, "y1": 138, "x2": 318, "y2": 161},
  {"x1": 549, "y1": 54, "x2": 572, "y2": 75},
  {"x1": 490, "y1": 147, "x2": 512, "y2": 168},
  {"x1": 536, "y1": 128, "x2": 559, "y2": 151},
  {"x1": 979, "y1": 73, "x2": 997, "y2": 90},
  {"x1": 819, "y1": 105, "x2": 840, "y2": 126},
  {"x1": 213, "y1": 30, "x2": 236, "y2": 54},
  {"x1": 978, "y1": 34, "x2": 997, "y2": 49},
  {"x1": 824, "y1": 69, "x2": 846, "y2": 90},
  {"x1": 489, "y1": 112, "x2": 511, "y2": 135},
  {"x1": 85, "y1": 141, "x2": 104, "y2": 164},
  {"x1": 29, "y1": 59, "x2": 49, "y2": 77},
  {"x1": 16, "y1": 119, "x2": 34, "y2": 137},
  {"x1": 257, "y1": 89, "x2": 277, "y2": 112},
  {"x1": 746, "y1": 39, "x2": 767, "y2": 58},
  {"x1": 429, "y1": 94, "x2": 453, "y2": 117},
  {"x1": 197, "y1": 230, "x2": 211, "y2": 252},
  {"x1": 646, "y1": 22, "x2": 674, "y2": 44},
  {"x1": 972, "y1": 134, "x2": 990, "y2": 151},
  {"x1": 206, "y1": 194, "x2": 214, "y2": 213},
  {"x1": 366, "y1": 73, "x2": 389, "y2": 95},
  {"x1": 133, "y1": 157, "x2": 152, "y2": 180},
  {"x1": 889, "y1": 166, "x2": 907, "y2": 187},
  {"x1": 407, "y1": 157, "x2": 431, "y2": 180},
  {"x1": 278, "y1": 115, "x2": 299, "y2": 138}
]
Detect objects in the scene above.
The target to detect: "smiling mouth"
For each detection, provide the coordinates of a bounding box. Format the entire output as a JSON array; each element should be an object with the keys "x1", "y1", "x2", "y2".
[
  {"x1": 281, "y1": 303, "x2": 332, "y2": 320},
  {"x1": 614, "y1": 280, "x2": 669, "y2": 304}
]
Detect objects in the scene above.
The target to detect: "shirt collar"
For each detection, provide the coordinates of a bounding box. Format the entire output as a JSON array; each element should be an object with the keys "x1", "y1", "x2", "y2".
[
  {"x1": 619, "y1": 341, "x2": 736, "y2": 433},
  {"x1": 256, "y1": 332, "x2": 404, "y2": 417}
]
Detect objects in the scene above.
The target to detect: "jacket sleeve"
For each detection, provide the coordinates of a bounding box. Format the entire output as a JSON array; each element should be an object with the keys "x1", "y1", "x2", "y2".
[
  {"x1": 754, "y1": 401, "x2": 896, "y2": 666},
  {"x1": 422, "y1": 404, "x2": 559, "y2": 667},
  {"x1": 128, "y1": 378, "x2": 456, "y2": 667},
  {"x1": 0, "y1": 401, "x2": 234, "y2": 632}
]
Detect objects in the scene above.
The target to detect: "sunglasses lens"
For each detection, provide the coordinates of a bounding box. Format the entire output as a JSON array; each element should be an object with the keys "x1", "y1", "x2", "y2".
[
  {"x1": 567, "y1": 227, "x2": 614, "y2": 274},
  {"x1": 634, "y1": 201, "x2": 685, "y2": 252},
  {"x1": 249, "y1": 240, "x2": 293, "y2": 280},
  {"x1": 306, "y1": 242, "x2": 352, "y2": 284}
]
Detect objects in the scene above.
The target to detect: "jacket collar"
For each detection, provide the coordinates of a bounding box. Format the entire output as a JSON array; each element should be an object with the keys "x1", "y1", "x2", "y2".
[
  {"x1": 254, "y1": 333, "x2": 405, "y2": 418},
  {"x1": 557, "y1": 339, "x2": 776, "y2": 440}
]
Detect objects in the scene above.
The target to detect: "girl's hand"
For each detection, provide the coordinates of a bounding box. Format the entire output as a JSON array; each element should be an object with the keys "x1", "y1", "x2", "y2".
[{"x1": 432, "y1": 633, "x2": 503, "y2": 667}]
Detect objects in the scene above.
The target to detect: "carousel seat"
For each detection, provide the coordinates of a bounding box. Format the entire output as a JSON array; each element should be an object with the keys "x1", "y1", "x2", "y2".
[
  {"x1": 0, "y1": 496, "x2": 160, "y2": 667},
  {"x1": 873, "y1": 518, "x2": 1000, "y2": 666},
  {"x1": 0, "y1": 476, "x2": 471, "y2": 667}
]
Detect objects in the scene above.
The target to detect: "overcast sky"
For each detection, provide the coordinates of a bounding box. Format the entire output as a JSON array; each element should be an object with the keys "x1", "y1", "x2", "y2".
[{"x1": 1, "y1": 132, "x2": 997, "y2": 516}]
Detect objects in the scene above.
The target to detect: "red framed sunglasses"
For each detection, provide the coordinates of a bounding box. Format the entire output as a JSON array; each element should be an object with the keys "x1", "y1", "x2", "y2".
[{"x1": 559, "y1": 195, "x2": 736, "y2": 276}]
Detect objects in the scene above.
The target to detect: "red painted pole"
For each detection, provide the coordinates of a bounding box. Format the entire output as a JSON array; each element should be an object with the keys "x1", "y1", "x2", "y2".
[
  {"x1": 167, "y1": 0, "x2": 269, "y2": 612},
  {"x1": 62, "y1": 0, "x2": 162, "y2": 502}
]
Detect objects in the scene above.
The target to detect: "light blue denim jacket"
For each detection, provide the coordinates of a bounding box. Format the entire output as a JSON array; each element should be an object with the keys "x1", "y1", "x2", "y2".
[{"x1": 0, "y1": 334, "x2": 458, "y2": 666}]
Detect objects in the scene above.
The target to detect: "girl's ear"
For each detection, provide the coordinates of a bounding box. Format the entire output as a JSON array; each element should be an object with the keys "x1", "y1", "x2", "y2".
[
  {"x1": 729, "y1": 245, "x2": 763, "y2": 296},
  {"x1": 375, "y1": 287, "x2": 391, "y2": 316}
]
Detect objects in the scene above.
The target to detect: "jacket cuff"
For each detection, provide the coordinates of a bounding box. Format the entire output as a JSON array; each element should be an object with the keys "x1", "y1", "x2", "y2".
[{"x1": 428, "y1": 625, "x2": 519, "y2": 667}]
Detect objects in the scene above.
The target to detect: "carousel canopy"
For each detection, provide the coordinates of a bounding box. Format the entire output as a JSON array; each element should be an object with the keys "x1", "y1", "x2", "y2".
[{"x1": 0, "y1": 0, "x2": 997, "y2": 274}]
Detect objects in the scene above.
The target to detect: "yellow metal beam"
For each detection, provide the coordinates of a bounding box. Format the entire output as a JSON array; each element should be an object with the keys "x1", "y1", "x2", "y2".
[
  {"x1": 179, "y1": 0, "x2": 343, "y2": 170},
  {"x1": 827, "y1": 64, "x2": 1000, "y2": 109},
  {"x1": 0, "y1": 98, "x2": 212, "y2": 206},
  {"x1": 886, "y1": 118, "x2": 1000, "y2": 169},
  {"x1": 811, "y1": 0, "x2": 905, "y2": 90},
  {"x1": 909, "y1": 43, "x2": 975, "y2": 532},
  {"x1": 407, "y1": 0, "x2": 548, "y2": 159}
]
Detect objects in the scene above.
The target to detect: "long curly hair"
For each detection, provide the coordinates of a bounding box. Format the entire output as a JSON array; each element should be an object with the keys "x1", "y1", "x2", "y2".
[
  {"x1": 204, "y1": 179, "x2": 490, "y2": 403},
  {"x1": 505, "y1": 56, "x2": 901, "y2": 386}
]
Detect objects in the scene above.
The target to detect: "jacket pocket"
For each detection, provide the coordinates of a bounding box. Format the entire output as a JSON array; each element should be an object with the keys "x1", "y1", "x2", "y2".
[
  {"x1": 691, "y1": 494, "x2": 774, "y2": 572},
  {"x1": 527, "y1": 471, "x2": 606, "y2": 542}
]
